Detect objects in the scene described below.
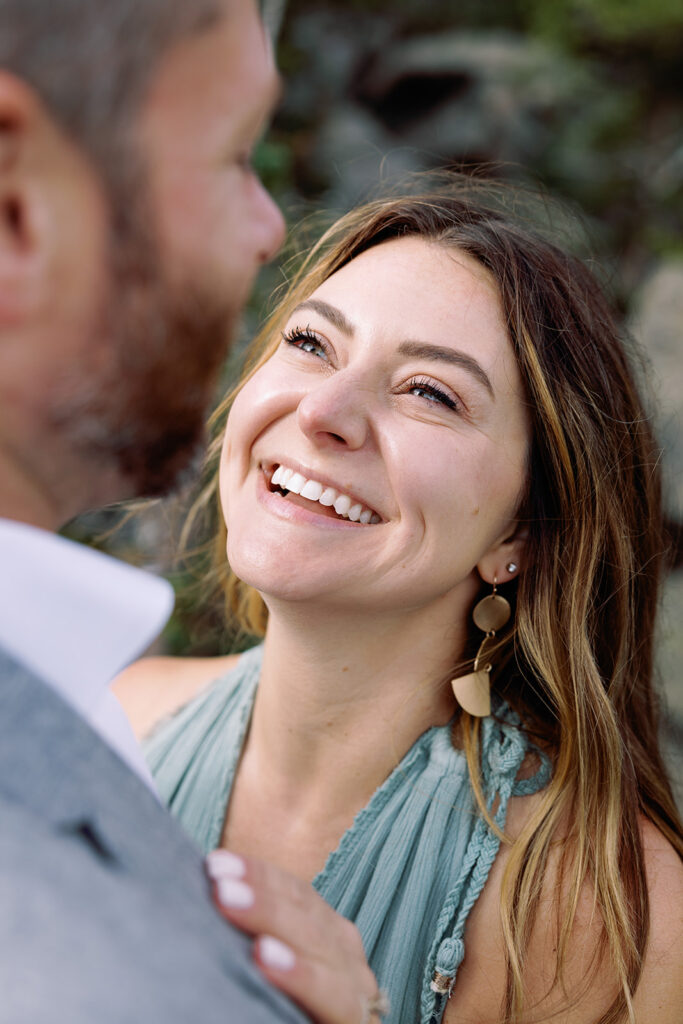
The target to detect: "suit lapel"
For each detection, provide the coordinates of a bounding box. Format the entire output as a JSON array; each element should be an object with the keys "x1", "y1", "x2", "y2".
[{"x1": 0, "y1": 648, "x2": 207, "y2": 894}]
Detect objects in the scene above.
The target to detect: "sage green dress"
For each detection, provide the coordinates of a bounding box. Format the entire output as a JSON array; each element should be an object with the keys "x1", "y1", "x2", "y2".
[{"x1": 145, "y1": 644, "x2": 550, "y2": 1024}]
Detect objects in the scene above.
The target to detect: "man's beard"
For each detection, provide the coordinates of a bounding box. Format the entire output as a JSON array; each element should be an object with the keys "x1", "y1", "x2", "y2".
[{"x1": 53, "y1": 212, "x2": 238, "y2": 501}]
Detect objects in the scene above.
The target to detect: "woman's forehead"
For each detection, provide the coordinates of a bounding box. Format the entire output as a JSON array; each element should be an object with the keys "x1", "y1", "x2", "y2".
[
  {"x1": 322, "y1": 235, "x2": 498, "y2": 293},
  {"x1": 306, "y1": 238, "x2": 514, "y2": 372}
]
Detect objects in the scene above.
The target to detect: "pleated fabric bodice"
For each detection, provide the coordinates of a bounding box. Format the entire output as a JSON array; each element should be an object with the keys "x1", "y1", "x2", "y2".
[{"x1": 145, "y1": 644, "x2": 549, "y2": 1024}]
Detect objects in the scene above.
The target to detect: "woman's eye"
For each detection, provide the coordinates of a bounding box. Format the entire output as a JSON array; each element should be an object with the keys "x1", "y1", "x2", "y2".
[
  {"x1": 281, "y1": 326, "x2": 329, "y2": 361},
  {"x1": 406, "y1": 376, "x2": 460, "y2": 412}
]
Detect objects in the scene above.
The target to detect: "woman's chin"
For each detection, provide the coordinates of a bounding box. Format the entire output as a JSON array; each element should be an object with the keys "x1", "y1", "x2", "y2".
[{"x1": 227, "y1": 544, "x2": 330, "y2": 606}]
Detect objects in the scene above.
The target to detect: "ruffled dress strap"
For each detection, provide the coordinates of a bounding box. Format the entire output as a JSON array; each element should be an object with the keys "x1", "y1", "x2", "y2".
[
  {"x1": 143, "y1": 645, "x2": 262, "y2": 854},
  {"x1": 421, "y1": 711, "x2": 551, "y2": 1024}
]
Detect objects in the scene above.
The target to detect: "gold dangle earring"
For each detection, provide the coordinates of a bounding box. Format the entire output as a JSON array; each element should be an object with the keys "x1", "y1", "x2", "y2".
[{"x1": 451, "y1": 577, "x2": 511, "y2": 717}]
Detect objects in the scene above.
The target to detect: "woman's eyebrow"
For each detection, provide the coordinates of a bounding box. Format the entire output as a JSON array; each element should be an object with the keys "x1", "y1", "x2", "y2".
[
  {"x1": 291, "y1": 299, "x2": 355, "y2": 335},
  {"x1": 397, "y1": 341, "x2": 495, "y2": 399},
  {"x1": 290, "y1": 299, "x2": 494, "y2": 399}
]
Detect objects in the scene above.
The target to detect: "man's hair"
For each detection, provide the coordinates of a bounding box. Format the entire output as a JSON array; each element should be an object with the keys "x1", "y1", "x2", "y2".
[{"x1": 0, "y1": 0, "x2": 223, "y2": 192}]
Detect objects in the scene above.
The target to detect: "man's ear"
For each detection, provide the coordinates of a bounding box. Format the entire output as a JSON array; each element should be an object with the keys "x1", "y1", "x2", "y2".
[
  {"x1": 476, "y1": 521, "x2": 529, "y2": 586},
  {"x1": 0, "y1": 71, "x2": 49, "y2": 323}
]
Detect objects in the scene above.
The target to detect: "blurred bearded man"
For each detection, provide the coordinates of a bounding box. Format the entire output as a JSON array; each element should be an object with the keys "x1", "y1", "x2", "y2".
[{"x1": 0, "y1": 2, "x2": 304, "y2": 1022}]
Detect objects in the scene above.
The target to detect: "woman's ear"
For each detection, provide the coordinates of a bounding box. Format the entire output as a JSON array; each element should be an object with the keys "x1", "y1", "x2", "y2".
[{"x1": 476, "y1": 522, "x2": 528, "y2": 586}]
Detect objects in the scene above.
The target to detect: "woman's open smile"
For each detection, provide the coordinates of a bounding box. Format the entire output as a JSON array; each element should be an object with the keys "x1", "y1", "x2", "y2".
[{"x1": 260, "y1": 460, "x2": 383, "y2": 525}]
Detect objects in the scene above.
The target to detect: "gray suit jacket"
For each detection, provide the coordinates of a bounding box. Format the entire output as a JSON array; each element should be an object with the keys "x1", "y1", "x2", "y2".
[{"x1": 0, "y1": 648, "x2": 307, "y2": 1023}]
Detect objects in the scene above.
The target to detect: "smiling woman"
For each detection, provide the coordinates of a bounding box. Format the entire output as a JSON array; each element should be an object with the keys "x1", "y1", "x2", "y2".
[
  {"x1": 115, "y1": 184, "x2": 683, "y2": 1024},
  {"x1": 220, "y1": 236, "x2": 530, "y2": 626}
]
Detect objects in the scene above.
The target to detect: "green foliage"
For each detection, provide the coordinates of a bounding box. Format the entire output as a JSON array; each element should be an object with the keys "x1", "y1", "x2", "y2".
[
  {"x1": 252, "y1": 138, "x2": 294, "y2": 194},
  {"x1": 525, "y1": 0, "x2": 683, "y2": 46}
]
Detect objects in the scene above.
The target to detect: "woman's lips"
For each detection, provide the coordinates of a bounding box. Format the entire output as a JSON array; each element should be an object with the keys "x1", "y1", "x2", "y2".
[
  {"x1": 276, "y1": 489, "x2": 346, "y2": 520},
  {"x1": 265, "y1": 462, "x2": 382, "y2": 524},
  {"x1": 256, "y1": 468, "x2": 376, "y2": 528}
]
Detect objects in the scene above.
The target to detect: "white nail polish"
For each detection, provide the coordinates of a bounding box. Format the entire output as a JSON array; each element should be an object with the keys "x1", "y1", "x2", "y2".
[
  {"x1": 206, "y1": 850, "x2": 246, "y2": 879},
  {"x1": 215, "y1": 878, "x2": 254, "y2": 909},
  {"x1": 259, "y1": 936, "x2": 296, "y2": 971}
]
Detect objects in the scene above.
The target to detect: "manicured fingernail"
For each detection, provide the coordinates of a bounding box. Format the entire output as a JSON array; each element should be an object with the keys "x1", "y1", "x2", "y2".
[
  {"x1": 206, "y1": 850, "x2": 246, "y2": 879},
  {"x1": 258, "y1": 936, "x2": 296, "y2": 971},
  {"x1": 215, "y1": 878, "x2": 254, "y2": 909}
]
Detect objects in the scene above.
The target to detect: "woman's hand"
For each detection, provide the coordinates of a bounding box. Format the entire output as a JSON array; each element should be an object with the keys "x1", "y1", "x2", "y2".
[{"x1": 206, "y1": 849, "x2": 388, "y2": 1024}]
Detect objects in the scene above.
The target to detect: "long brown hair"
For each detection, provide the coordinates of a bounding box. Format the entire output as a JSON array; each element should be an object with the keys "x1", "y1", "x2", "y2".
[{"x1": 192, "y1": 181, "x2": 682, "y2": 1022}]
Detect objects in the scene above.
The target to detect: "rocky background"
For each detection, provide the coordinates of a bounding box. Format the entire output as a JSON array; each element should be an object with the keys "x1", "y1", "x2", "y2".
[{"x1": 68, "y1": 0, "x2": 683, "y2": 799}]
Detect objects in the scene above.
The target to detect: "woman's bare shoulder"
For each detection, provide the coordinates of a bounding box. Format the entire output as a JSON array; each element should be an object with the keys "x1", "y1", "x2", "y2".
[
  {"x1": 633, "y1": 818, "x2": 683, "y2": 1019},
  {"x1": 113, "y1": 652, "x2": 241, "y2": 740},
  {"x1": 443, "y1": 805, "x2": 682, "y2": 1024}
]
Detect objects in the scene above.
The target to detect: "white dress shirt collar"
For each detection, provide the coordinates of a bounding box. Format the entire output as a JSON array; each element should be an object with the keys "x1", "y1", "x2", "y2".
[{"x1": 0, "y1": 518, "x2": 174, "y2": 789}]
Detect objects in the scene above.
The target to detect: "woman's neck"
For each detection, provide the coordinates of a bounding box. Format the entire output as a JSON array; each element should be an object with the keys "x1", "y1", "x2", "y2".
[{"x1": 242, "y1": 596, "x2": 469, "y2": 819}]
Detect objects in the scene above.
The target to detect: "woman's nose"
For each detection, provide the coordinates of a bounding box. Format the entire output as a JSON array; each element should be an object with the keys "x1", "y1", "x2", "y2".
[{"x1": 296, "y1": 375, "x2": 371, "y2": 450}]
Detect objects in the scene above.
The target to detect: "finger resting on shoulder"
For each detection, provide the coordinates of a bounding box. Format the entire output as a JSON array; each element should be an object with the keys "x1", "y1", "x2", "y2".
[
  {"x1": 207, "y1": 850, "x2": 347, "y2": 952},
  {"x1": 255, "y1": 935, "x2": 380, "y2": 1024}
]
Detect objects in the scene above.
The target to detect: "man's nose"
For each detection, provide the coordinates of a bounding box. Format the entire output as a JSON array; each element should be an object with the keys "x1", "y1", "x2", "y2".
[{"x1": 255, "y1": 184, "x2": 286, "y2": 264}]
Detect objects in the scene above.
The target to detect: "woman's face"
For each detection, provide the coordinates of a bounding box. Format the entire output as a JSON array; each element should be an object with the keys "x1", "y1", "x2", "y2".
[{"x1": 221, "y1": 237, "x2": 530, "y2": 617}]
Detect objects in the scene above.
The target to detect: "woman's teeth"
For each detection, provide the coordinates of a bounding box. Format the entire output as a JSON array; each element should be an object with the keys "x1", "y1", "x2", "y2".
[{"x1": 270, "y1": 465, "x2": 381, "y2": 524}]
